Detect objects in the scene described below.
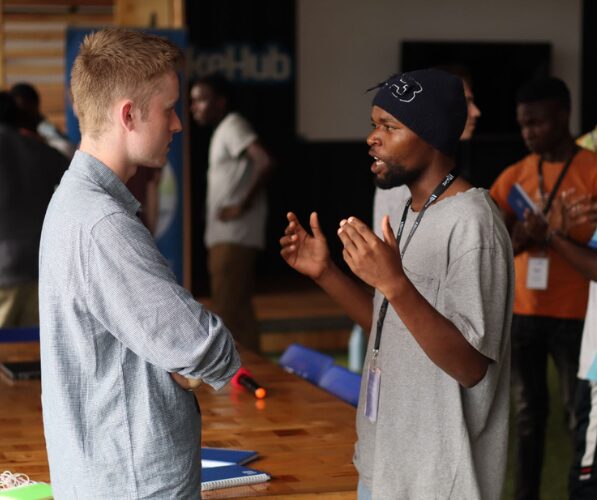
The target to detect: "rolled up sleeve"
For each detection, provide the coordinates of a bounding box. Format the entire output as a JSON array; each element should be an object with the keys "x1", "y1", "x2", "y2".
[{"x1": 87, "y1": 211, "x2": 240, "y2": 389}]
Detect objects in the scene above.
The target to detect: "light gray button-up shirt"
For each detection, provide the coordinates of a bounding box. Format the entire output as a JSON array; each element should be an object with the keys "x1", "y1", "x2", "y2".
[{"x1": 39, "y1": 151, "x2": 240, "y2": 499}]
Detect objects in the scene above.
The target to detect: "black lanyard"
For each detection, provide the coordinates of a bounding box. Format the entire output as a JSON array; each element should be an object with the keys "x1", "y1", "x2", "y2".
[
  {"x1": 372, "y1": 171, "x2": 458, "y2": 355},
  {"x1": 537, "y1": 147, "x2": 578, "y2": 215}
]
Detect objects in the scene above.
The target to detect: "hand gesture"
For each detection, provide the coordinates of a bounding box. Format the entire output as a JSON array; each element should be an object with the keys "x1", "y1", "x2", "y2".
[
  {"x1": 170, "y1": 372, "x2": 202, "y2": 391},
  {"x1": 280, "y1": 212, "x2": 331, "y2": 280},
  {"x1": 523, "y1": 209, "x2": 549, "y2": 244},
  {"x1": 559, "y1": 189, "x2": 597, "y2": 230},
  {"x1": 337, "y1": 215, "x2": 405, "y2": 296},
  {"x1": 511, "y1": 218, "x2": 535, "y2": 254}
]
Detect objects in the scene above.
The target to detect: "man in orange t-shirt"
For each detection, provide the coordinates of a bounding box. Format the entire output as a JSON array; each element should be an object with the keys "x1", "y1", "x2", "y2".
[{"x1": 491, "y1": 77, "x2": 597, "y2": 500}]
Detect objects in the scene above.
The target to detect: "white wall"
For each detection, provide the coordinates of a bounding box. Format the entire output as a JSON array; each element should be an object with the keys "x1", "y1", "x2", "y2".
[{"x1": 298, "y1": 0, "x2": 582, "y2": 141}]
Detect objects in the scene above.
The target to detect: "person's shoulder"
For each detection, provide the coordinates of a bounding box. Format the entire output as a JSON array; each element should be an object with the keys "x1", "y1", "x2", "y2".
[
  {"x1": 56, "y1": 172, "x2": 130, "y2": 230},
  {"x1": 445, "y1": 189, "x2": 508, "y2": 241},
  {"x1": 446, "y1": 188, "x2": 493, "y2": 217},
  {"x1": 219, "y1": 111, "x2": 244, "y2": 127},
  {"x1": 222, "y1": 112, "x2": 256, "y2": 134},
  {"x1": 494, "y1": 153, "x2": 536, "y2": 183},
  {"x1": 374, "y1": 185, "x2": 409, "y2": 208},
  {"x1": 575, "y1": 147, "x2": 597, "y2": 168}
]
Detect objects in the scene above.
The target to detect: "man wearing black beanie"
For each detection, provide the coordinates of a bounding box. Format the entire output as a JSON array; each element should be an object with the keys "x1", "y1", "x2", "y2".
[{"x1": 280, "y1": 68, "x2": 513, "y2": 499}]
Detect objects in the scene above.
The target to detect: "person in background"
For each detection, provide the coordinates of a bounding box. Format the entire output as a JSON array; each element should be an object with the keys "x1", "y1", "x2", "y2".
[
  {"x1": 10, "y1": 82, "x2": 76, "y2": 159},
  {"x1": 490, "y1": 76, "x2": 597, "y2": 500},
  {"x1": 436, "y1": 64, "x2": 482, "y2": 141},
  {"x1": 11, "y1": 83, "x2": 161, "y2": 234},
  {"x1": 281, "y1": 69, "x2": 513, "y2": 499},
  {"x1": 190, "y1": 74, "x2": 276, "y2": 353},
  {"x1": 39, "y1": 28, "x2": 240, "y2": 499},
  {"x1": 0, "y1": 91, "x2": 68, "y2": 328}
]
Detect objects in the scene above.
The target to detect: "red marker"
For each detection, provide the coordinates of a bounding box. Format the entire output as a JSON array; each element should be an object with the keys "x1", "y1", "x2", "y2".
[{"x1": 232, "y1": 367, "x2": 267, "y2": 399}]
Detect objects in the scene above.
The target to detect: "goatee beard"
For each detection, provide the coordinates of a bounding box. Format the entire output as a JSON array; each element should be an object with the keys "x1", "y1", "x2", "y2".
[{"x1": 374, "y1": 164, "x2": 421, "y2": 190}]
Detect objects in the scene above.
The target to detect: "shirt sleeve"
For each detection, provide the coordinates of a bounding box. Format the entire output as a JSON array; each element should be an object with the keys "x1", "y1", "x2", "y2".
[
  {"x1": 226, "y1": 114, "x2": 258, "y2": 158},
  {"x1": 443, "y1": 218, "x2": 512, "y2": 362},
  {"x1": 86, "y1": 211, "x2": 240, "y2": 389}
]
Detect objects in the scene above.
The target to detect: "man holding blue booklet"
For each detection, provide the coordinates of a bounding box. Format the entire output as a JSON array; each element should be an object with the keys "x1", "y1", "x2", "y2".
[{"x1": 490, "y1": 77, "x2": 597, "y2": 500}]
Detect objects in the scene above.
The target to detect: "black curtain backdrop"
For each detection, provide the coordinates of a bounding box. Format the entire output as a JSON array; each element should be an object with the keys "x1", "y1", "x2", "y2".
[
  {"x1": 582, "y1": 0, "x2": 597, "y2": 133},
  {"x1": 186, "y1": 0, "x2": 375, "y2": 296}
]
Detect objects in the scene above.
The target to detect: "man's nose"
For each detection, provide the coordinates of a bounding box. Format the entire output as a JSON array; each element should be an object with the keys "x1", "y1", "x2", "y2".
[
  {"x1": 367, "y1": 129, "x2": 379, "y2": 146},
  {"x1": 172, "y1": 112, "x2": 182, "y2": 133}
]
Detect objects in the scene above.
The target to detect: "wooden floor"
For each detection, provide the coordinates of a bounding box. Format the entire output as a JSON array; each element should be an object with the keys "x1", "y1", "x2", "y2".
[{"x1": 0, "y1": 286, "x2": 359, "y2": 498}]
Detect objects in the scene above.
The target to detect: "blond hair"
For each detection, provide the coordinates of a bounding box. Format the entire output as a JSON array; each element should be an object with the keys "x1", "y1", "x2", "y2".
[{"x1": 70, "y1": 28, "x2": 183, "y2": 138}]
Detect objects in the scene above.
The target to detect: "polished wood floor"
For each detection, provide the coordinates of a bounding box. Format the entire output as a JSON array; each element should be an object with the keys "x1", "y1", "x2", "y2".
[{"x1": 0, "y1": 282, "x2": 358, "y2": 497}]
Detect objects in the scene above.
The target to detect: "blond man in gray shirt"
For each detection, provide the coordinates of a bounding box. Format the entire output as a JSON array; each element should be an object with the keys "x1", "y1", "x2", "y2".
[{"x1": 39, "y1": 29, "x2": 240, "y2": 499}]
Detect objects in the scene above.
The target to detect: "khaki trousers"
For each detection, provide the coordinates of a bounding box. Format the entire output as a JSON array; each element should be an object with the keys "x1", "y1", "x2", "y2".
[
  {"x1": 0, "y1": 282, "x2": 39, "y2": 328},
  {"x1": 208, "y1": 243, "x2": 260, "y2": 353}
]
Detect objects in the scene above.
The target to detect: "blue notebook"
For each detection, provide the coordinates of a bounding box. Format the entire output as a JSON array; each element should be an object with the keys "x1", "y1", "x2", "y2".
[
  {"x1": 201, "y1": 447, "x2": 258, "y2": 465},
  {"x1": 508, "y1": 183, "x2": 538, "y2": 220},
  {"x1": 589, "y1": 227, "x2": 597, "y2": 250},
  {"x1": 201, "y1": 464, "x2": 271, "y2": 491}
]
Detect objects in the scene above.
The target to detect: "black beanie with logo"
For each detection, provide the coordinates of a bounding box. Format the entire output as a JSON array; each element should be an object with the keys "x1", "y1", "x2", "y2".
[{"x1": 371, "y1": 68, "x2": 467, "y2": 156}]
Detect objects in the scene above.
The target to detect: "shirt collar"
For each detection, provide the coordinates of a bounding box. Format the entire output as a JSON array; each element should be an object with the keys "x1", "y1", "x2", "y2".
[{"x1": 70, "y1": 150, "x2": 141, "y2": 215}]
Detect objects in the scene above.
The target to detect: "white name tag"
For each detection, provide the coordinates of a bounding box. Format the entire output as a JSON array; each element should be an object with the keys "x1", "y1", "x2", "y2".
[{"x1": 527, "y1": 257, "x2": 549, "y2": 290}]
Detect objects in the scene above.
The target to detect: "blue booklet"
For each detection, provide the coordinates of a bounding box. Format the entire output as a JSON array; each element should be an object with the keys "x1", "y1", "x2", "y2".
[
  {"x1": 201, "y1": 464, "x2": 271, "y2": 491},
  {"x1": 589, "y1": 227, "x2": 597, "y2": 250},
  {"x1": 201, "y1": 447, "x2": 258, "y2": 465},
  {"x1": 508, "y1": 183, "x2": 538, "y2": 220}
]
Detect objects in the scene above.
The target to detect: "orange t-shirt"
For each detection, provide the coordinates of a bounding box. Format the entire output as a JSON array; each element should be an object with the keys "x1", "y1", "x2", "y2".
[{"x1": 490, "y1": 149, "x2": 597, "y2": 319}]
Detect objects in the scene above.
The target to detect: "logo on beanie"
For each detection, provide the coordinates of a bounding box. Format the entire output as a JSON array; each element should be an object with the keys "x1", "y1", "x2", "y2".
[{"x1": 389, "y1": 75, "x2": 423, "y2": 103}]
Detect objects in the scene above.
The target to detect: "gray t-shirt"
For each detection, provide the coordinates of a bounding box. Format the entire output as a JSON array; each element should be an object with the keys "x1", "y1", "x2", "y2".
[
  {"x1": 354, "y1": 186, "x2": 513, "y2": 500},
  {"x1": 204, "y1": 112, "x2": 267, "y2": 249}
]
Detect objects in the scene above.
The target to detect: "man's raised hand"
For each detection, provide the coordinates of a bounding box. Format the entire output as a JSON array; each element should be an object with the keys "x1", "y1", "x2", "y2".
[
  {"x1": 336, "y1": 215, "x2": 404, "y2": 297},
  {"x1": 280, "y1": 211, "x2": 330, "y2": 280}
]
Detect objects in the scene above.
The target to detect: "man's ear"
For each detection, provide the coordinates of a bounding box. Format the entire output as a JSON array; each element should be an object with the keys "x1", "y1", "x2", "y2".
[{"x1": 119, "y1": 101, "x2": 135, "y2": 132}]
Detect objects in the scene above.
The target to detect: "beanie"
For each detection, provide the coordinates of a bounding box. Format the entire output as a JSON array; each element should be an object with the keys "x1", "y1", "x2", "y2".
[{"x1": 371, "y1": 68, "x2": 467, "y2": 156}]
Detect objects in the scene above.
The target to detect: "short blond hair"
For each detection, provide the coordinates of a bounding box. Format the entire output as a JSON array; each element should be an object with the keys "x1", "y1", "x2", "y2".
[{"x1": 70, "y1": 28, "x2": 183, "y2": 138}]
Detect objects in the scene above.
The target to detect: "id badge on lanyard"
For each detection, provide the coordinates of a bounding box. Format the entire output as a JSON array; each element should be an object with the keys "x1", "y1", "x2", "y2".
[
  {"x1": 364, "y1": 171, "x2": 457, "y2": 423},
  {"x1": 527, "y1": 255, "x2": 549, "y2": 290},
  {"x1": 364, "y1": 351, "x2": 381, "y2": 423},
  {"x1": 526, "y1": 151, "x2": 576, "y2": 292}
]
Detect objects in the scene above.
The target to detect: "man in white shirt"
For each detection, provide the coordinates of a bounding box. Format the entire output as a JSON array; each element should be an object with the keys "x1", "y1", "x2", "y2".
[{"x1": 190, "y1": 74, "x2": 275, "y2": 353}]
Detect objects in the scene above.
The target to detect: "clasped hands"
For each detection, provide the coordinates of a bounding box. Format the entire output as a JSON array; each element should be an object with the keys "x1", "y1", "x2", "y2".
[
  {"x1": 170, "y1": 372, "x2": 202, "y2": 391},
  {"x1": 279, "y1": 211, "x2": 405, "y2": 296},
  {"x1": 513, "y1": 190, "x2": 596, "y2": 252}
]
